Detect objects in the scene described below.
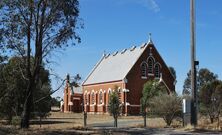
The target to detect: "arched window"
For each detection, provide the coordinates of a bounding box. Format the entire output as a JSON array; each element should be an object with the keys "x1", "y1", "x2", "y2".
[
  {"x1": 118, "y1": 88, "x2": 121, "y2": 102},
  {"x1": 85, "y1": 94, "x2": 87, "y2": 104},
  {"x1": 108, "y1": 89, "x2": 111, "y2": 103},
  {"x1": 99, "y1": 91, "x2": 103, "y2": 104},
  {"x1": 141, "y1": 62, "x2": 147, "y2": 78},
  {"x1": 148, "y1": 57, "x2": 154, "y2": 74},
  {"x1": 154, "y1": 64, "x2": 160, "y2": 78},
  {"x1": 92, "y1": 92, "x2": 95, "y2": 104}
]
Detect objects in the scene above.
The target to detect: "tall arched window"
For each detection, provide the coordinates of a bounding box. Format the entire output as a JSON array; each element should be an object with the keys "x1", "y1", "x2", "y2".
[
  {"x1": 92, "y1": 92, "x2": 95, "y2": 104},
  {"x1": 148, "y1": 57, "x2": 154, "y2": 74},
  {"x1": 99, "y1": 91, "x2": 103, "y2": 104},
  {"x1": 118, "y1": 88, "x2": 121, "y2": 102},
  {"x1": 108, "y1": 89, "x2": 111, "y2": 103},
  {"x1": 85, "y1": 94, "x2": 87, "y2": 104},
  {"x1": 141, "y1": 62, "x2": 147, "y2": 78},
  {"x1": 154, "y1": 64, "x2": 160, "y2": 78}
]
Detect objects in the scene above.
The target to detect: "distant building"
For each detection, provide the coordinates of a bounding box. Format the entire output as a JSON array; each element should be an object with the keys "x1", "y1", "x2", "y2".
[
  {"x1": 62, "y1": 76, "x2": 83, "y2": 113},
  {"x1": 82, "y1": 35, "x2": 176, "y2": 115}
]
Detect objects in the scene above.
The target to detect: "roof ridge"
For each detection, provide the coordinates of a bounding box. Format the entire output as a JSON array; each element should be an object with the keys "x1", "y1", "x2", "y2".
[
  {"x1": 122, "y1": 43, "x2": 148, "y2": 81},
  {"x1": 108, "y1": 45, "x2": 142, "y2": 57}
]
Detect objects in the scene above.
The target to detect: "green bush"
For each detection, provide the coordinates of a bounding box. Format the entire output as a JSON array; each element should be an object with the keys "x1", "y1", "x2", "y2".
[{"x1": 11, "y1": 116, "x2": 21, "y2": 127}]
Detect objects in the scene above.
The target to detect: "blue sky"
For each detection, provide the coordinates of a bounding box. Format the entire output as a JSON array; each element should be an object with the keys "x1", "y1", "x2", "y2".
[{"x1": 52, "y1": 0, "x2": 222, "y2": 98}]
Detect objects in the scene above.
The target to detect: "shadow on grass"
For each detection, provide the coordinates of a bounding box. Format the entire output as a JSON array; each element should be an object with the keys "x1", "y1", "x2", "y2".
[
  {"x1": 47, "y1": 117, "x2": 82, "y2": 120},
  {"x1": 30, "y1": 120, "x2": 71, "y2": 125},
  {"x1": 190, "y1": 128, "x2": 222, "y2": 134}
]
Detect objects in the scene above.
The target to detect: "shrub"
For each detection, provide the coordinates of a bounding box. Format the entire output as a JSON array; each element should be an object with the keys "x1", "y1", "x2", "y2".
[
  {"x1": 11, "y1": 116, "x2": 21, "y2": 127},
  {"x1": 150, "y1": 94, "x2": 182, "y2": 126}
]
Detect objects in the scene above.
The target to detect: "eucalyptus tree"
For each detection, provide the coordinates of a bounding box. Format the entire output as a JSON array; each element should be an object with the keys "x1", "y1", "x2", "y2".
[
  {"x1": 0, "y1": 0, "x2": 82, "y2": 128},
  {"x1": 199, "y1": 80, "x2": 222, "y2": 125},
  {"x1": 183, "y1": 68, "x2": 218, "y2": 95}
]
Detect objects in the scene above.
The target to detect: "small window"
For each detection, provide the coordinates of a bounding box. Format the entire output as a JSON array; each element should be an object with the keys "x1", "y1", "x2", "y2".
[
  {"x1": 155, "y1": 64, "x2": 160, "y2": 78},
  {"x1": 148, "y1": 57, "x2": 154, "y2": 74},
  {"x1": 99, "y1": 91, "x2": 103, "y2": 104},
  {"x1": 92, "y1": 93, "x2": 95, "y2": 104},
  {"x1": 141, "y1": 63, "x2": 147, "y2": 78}
]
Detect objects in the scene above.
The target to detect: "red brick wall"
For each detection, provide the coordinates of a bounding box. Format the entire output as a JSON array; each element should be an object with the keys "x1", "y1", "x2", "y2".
[
  {"x1": 71, "y1": 93, "x2": 83, "y2": 113},
  {"x1": 151, "y1": 45, "x2": 175, "y2": 92},
  {"x1": 82, "y1": 81, "x2": 126, "y2": 114},
  {"x1": 63, "y1": 82, "x2": 83, "y2": 113},
  {"x1": 125, "y1": 44, "x2": 175, "y2": 114}
]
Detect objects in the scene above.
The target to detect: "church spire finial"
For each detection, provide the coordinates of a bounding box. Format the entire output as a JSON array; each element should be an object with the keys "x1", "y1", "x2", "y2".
[{"x1": 148, "y1": 33, "x2": 153, "y2": 44}]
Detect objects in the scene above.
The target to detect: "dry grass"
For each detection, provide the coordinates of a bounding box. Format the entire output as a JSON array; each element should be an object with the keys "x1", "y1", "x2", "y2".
[
  {"x1": 174, "y1": 115, "x2": 222, "y2": 133},
  {"x1": 1, "y1": 111, "x2": 222, "y2": 134},
  {"x1": 0, "y1": 112, "x2": 171, "y2": 134},
  {"x1": 197, "y1": 115, "x2": 222, "y2": 131}
]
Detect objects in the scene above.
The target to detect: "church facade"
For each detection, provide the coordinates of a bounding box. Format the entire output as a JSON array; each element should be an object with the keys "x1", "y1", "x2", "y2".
[
  {"x1": 62, "y1": 77, "x2": 83, "y2": 113},
  {"x1": 82, "y1": 37, "x2": 176, "y2": 115}
]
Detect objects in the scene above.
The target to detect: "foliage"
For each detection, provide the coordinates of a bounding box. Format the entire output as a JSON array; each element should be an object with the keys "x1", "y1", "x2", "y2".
[
  {"x1": 150, "y1": 94, "x2": 182, "y2": 126},
  {"x1": 140, "y1": 80, "x2": 166, "y2": 127},
  {"x1": 199, "y1": 80, "x2": 222, "y2": 125},
  {"x1": 198, "y1": 68, "x2": 218, "y2": 87},
  {"x1": 11, "y1": 116, "x2": 21, "y2": 127},
  {"x1": 169, "y1": 66, "x2": 176, "y2": 79},
  {"x1": 183, "y1": 68, "x2": 218, "y2": 95},
  {"x1": 140, "y1": 80, "x2": 165, "y2": 115},
  {"x1": 51, "y1": 97, "x2": 61, "y2": 107},
  {"x1": 183, "y1": 70, "x2": 191, "y2": 95},
  {"x1": 69, "y1": 74, "x2": 82, "y2": 87},
  {"x1": 0, "y1": 0, "x2": 81, "y2": 128},
  {"x1": 108, "y1": 86, "x2": 121, "y2": 127},
  {"x1": 0, "y1": 57, "x2": 52, "y2": 123},
  {"x1": 0, "y1": 0, "x2": 81, "y2": 53}
]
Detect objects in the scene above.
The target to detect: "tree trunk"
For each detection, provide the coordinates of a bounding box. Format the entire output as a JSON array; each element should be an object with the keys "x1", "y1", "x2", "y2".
[
  {"x1": 7, "y1": 112, "x2": 12, "y2": 125},
  {"x1": 144, "y1": 112, "x2": 147, "y2": 127},
  {"x1": 113, "y1": 115, "x2": 118, "y2": 127},
  {"x1": 217, "y1": 111, "x2": 220, "y2": 129},
  {"x1": 21, "y1": 1, "x2": 33, "y2": 128},
  {"x1": 210, "y1": 117, "x2": 214, "y2": 124},
  {"x1": 20, "y1": 96, "x2": 32, "y2": 128},
  {"x1": 20, "y1": 81, "x2": 33, "y2": 128},
  {"x1": 40, "y1": 116, "x2": 42, "y2": 128},
  {"x1": 83, "y1": 112, "x2": 87, "y2": 127},
  {"x1": 115, "y1": 117, "x2": 118, "y2": 127}
]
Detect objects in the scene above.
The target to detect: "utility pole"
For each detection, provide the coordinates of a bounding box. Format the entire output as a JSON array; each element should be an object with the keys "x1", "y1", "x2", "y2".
[{"x1": 190, "y1": 0, "x2": 198, "y2": 126}]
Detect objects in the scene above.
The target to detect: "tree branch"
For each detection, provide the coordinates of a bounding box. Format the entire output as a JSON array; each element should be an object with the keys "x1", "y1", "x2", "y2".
[{"x1": 34, "y1": 78, "x2": 66, "y2": 104}]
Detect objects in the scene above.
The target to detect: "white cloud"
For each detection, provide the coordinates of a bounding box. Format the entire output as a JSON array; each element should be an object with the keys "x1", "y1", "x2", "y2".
[
  {"x1": 117, "y1": 0, "x2": 160, "y2": 13},
  {"x1": 147, "y1": 0, "x2": 160, "y2": 13}
]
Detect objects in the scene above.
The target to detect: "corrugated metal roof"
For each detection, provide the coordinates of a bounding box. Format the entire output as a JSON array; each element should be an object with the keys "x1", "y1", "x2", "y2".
[{"x1": 83, "y1": 43, "x2": 148, "y2": 85}]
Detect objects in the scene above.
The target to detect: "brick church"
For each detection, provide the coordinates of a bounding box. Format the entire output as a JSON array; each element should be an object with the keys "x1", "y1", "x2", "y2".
[
  {"x1": 61, "y1": 75, "x2": 83, "y2": 113},
  {"x1": 82, "y1": 35, "x2": 176, "y2": 115}
]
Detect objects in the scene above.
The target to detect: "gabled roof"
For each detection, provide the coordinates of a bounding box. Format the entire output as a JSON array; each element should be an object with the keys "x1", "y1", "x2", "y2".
[
  {"x1": 72, "y1": 86, "x2": 82, "y2": 94},
  {"x1": 82, "y1": 43, "x2": 148, "y2": 86}
]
